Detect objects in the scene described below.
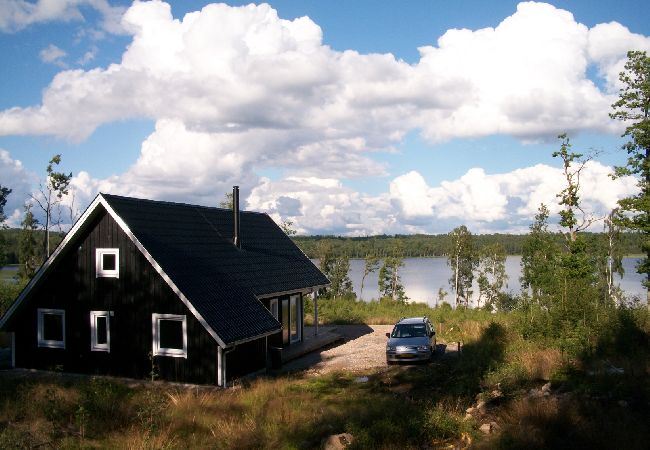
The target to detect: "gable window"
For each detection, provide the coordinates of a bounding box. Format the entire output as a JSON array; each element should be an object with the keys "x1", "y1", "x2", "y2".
[
  {"x1": 152, "y1": 314, "x2": 187, "y2": 358},
  {"x1": 96, "y1": 248, "x2": 119, "y2": 278},
  {"x1": 90, "y1": 311, "x2": 111, "y2": 352},
  {"x1": 37, "y1": 309, "x2": 65, "y2": 349}
]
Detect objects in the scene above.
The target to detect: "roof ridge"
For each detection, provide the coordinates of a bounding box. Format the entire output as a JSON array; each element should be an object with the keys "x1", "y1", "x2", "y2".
[{"x1": 100, "y1": 192, "x2": 269, "y2": 216}]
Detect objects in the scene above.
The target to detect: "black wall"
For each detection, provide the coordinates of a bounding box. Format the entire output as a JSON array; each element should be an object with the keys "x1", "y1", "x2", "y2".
[{"x1": 10, "y1": 208, "x2": 218, "y2": 384}]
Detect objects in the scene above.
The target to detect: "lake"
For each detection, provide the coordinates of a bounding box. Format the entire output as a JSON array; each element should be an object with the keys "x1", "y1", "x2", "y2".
[{"x1": 315, "y1": 257, "x2": 646, "y2": 306}]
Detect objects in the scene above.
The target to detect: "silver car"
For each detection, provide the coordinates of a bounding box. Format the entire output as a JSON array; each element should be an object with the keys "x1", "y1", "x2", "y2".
[{"x1": 386, "y1": 316, "x2": 436, "y2": 364}]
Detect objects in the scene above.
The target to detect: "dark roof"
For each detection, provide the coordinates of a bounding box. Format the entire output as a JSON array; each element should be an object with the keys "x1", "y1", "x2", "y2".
[{"x1": 102, "y1": 194, "x2": 328, "y2": 345}]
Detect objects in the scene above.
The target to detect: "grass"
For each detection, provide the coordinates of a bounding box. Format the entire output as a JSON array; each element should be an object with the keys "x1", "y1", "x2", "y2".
[{"x1": 0, "y1": 302, "x2": 647, "y2": 448}]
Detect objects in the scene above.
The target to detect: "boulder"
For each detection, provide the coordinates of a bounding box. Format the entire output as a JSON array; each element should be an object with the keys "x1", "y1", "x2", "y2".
[{"x1": 322, "y1": 433, "x2": 354, "y2": 450}]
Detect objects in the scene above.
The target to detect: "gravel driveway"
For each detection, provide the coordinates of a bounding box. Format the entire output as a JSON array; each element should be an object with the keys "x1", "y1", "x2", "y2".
[{"x1": 282, "y1": 325, "x2": 454, "y2": 375}]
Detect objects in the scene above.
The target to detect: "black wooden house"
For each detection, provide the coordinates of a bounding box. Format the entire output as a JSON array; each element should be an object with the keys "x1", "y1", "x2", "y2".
[{"x1": 0, "y1": 191, "x2": 328, "y2": 386}]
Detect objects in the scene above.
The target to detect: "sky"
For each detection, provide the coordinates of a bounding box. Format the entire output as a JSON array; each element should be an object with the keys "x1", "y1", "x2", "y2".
[{"x1": 1, "y1": 0, "x2": 649, "y2": 236}]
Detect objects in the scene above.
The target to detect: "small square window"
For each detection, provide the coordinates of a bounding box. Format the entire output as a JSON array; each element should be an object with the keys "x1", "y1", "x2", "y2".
[
  {"x1": 152, "y1": 314, "x2": 187, "y2": 358},
  {"x1": 96, "y1": 249, "x2": 119, "y2": 278},
  {"x1": 37, "y1": 309, "x2": 65, "y2": 349},
  {"x1": 90, "y1": 311, "x2": 111, "y2": 352}
]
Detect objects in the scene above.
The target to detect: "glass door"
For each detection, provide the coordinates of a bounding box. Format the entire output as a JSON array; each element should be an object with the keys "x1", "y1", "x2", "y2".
[
  {"x1": 282, "y1": 299, "x2": 289, "y2": 345},
  {"x1": 290, "y1": 295, "x2": 301, "y2": 343}
]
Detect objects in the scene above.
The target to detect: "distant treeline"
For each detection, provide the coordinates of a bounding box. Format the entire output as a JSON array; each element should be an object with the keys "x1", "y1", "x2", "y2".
[
  {"x1": 0, "y1": 229, "x2": 64, "y2": 265},
  {"x1": 0, "y1": 229, "x2": 643, "y2": 264},
  {"x1": 293, "y1": 232, "x2": 644, "y2": 259}
]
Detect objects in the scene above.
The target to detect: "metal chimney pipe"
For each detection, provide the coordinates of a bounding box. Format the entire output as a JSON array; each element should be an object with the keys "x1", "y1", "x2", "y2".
[{"x1": 233, "y1": 186, "x2": 241, "y2": 248}]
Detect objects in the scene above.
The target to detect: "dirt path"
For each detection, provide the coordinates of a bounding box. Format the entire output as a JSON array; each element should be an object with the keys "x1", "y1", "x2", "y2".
[{"x1": 282, "y1": 325, "x2": 456, "y2": 375}]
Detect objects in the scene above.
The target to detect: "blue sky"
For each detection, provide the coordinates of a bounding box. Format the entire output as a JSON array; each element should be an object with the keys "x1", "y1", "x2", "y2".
[{"x1": 0, "y1": 0, "x2": 649, "y2": 235}]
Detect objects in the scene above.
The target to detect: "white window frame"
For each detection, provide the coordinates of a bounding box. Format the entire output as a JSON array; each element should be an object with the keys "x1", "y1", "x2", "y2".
[
  {"x1": 90, "y1": 311, "x2": 111, "y2": 352},
  {"x1": 37, "y1": 308, "x2": 65, "y2": 349},
  {"x1": 269, "y1": 298, "x2": 278, "y2": 320},
  {"x1": 96, "y1": 248, "x2": 119, "y2": 278},
  {"x1": 152, "y1": 313, "x2": 187, "y2": 358}
]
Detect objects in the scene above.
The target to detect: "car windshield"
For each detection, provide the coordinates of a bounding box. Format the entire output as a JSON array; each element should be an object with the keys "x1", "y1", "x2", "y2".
[{"x1": 391, "y1": 324, "x2": 427, "y2": 338}]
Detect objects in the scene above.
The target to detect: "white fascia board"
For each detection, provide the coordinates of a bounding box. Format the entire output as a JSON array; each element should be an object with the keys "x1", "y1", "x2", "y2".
[
  {"x1": 0, "y1": 195, "x2": 105, "y2": 330},
  {"x1": 99, "y1": 196, "x2": 229, "y2": 349}
]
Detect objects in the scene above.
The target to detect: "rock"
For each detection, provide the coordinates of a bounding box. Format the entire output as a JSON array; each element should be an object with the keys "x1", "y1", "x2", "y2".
[
  {"x1": 491, "y1": 389, "x2": 503, "y2": 399},
  {"x1": 490, "y1": 421, "x2": 500, "y2": 431},
  {"x1": 529, "y1": 388, "x2": 542, "y2": 398},
  {"x1": 476, "y1": 400, "x2": 487, "y2": 413},
  {"x1": 464, "y1": 413, "x2": 472, "y2": 421},
  {"x1": 479, "y1": 423, "x2": 492, "y2": 434},
  {"x1": 466, "y1": 406, "x2": 475, "y2": 414},
  {"x1": 541, "y1": 382, "x2": 551, "y2": 393},
  {"x1": 322, "y1": 433, "x2": 354, "y2": 450},
  {"x1": 354, "y1": 376, "x2": 368, "y2": 383}
]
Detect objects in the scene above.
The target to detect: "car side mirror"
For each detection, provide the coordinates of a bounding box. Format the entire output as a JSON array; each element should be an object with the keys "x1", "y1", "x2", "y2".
[{"x1": 385, "y1": 332, "x2": 391, "y2": 338}]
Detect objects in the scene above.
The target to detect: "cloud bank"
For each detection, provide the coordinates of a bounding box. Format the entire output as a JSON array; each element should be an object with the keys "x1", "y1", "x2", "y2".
[{"x1": 0, "y1": 1, "x2": 648, "y2": 234}]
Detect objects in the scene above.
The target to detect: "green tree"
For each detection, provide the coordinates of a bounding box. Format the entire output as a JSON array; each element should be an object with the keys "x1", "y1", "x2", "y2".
[
  {"x1": 19, "y1": 203, "x2": 40, "y2": 281},
  {"x1": 0, "y1": 185, "x2": 11, "y2": 226},
  {"x1": 0, "y1": 185, "x2": 12, "y2": 269},
  {"x1": 328, "y1": 255, "x2": 355, "y2": 300},
  {"x1": 594, "y1": 210, "x2": 625, "y2": 305},
  {"x1": 609, "y1": 50, "x2": 650, "y2": 303},
  {"x1": 378, "y1": 256, "x2": 407, "y2": 302},
  {"x1": 360, "y1": 254, "x2": 379, "y2": 299},
  {"x1": 552, "y1": 134, "x2": 598, "y2": 243},
  {"x1": 280, "y1": 219, "x2": 297, "y2": 236},
  {"x1": 32, "y1": 154, "x2": 72, "y2": 259},
  {"x1": 521, "y1": 204, "x2": 558, "y2": 302},
  {"x1": 476, "y1": 243, "x2": 507, "y2": 309},
  {"x1": 219, "y1": 191, "x2": 234, "y2": 209},
  {"x1": 447, "y1": 225, "x2": 477, "y2": 308}
]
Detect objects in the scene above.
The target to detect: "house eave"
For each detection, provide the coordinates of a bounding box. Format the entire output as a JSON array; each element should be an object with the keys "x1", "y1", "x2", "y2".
[
  {"x1": 223, "y1": 327, "x2": 281, "y2": 348},
  {"x1": 255, "y1": 284, "x2": 330, "y2": 300}
]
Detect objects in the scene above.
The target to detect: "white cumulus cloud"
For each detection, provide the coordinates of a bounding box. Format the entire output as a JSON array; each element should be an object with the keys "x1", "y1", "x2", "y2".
[{"x1": 0, "y1": 0, "x2": 127, "y2": 34}]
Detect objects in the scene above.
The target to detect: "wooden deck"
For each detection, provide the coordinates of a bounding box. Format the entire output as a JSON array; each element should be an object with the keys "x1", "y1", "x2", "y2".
[{"x1": 281, "y1": 326, "x2": 344, "y2": 363}]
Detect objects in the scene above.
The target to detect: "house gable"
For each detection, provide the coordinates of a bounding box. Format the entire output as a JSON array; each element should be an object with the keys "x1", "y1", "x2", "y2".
[{"x1": 5, "y1": 207, "x2": 220, "y2": 383}]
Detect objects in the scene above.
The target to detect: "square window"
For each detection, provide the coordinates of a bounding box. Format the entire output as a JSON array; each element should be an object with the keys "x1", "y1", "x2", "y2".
[
  {"x1": 152, "y1": 314, "x2": 187, "y2": 358},
  {"x1": 37, "y1": 309, "x2": 65, "y2": 349},
  {"x1": 90, "y1": 311, "x2": 111, "y2": 352},
  {"x1": 96, "y1": 249, "x2": 119, "y2": 278}
]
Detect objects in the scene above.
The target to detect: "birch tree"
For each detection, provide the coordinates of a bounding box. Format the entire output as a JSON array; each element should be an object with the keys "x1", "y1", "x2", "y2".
[
  {"x1": 31, "y1": 155, "x2": 72, "y2": 259},
  {"x1": 447, "y1": 225, "x2": 477, "y2": 308}
]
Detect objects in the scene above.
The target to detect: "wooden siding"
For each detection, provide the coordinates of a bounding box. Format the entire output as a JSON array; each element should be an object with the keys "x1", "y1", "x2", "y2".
[{"x1": 11, "y1": 209, "x2": 218, "y2": 385}]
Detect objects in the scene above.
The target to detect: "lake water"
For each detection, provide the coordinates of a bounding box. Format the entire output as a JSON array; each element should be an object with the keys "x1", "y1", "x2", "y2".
[
  {"x1": 2, "y1": 258, "x2": 645, "y2": 306},
  {"x1": 315, "y1": 257, "x2": 646, "y2": 306}
]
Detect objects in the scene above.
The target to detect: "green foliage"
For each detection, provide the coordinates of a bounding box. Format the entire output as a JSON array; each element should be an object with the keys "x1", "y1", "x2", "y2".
[
  {"x1": 610, "y1": 50, "x2": 650, "y2": 294},
  {"x1": 32, "y1": 154, "x2": 73, "y2": 259},
  {"x1": 477, "y1": 243, "x2": 508, "y2": 310},
  {"x1": 19, "y1": 203, "x2": 40, "y2": 281},
  {"x1": 292, "y1": 232, "x2": 643, "y2": 259},
  {"x1": 0, "y1": 185, "x2": 10, "y2": 227},
  {"x1": 521, "y1": 204, "x2": 559, "y2": 301},
  {"x1": 378, "y1": 255, "x2": 407, "y2": 302},
  {"x1": 447, "y1": 225, "x2": 477, "y2": 308},
  {"x1": 218, "y1": 191, "x2": 233, "y2": 209},
  {"x1": 360, "y1": 254, "x2": 379, "y2": 298},
  {"x1": 0, "y1": 279, "x2": 25, "y2": 316},
  {"x1": 317, "y1": 241, "x2": 355, "y2": 299}
]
